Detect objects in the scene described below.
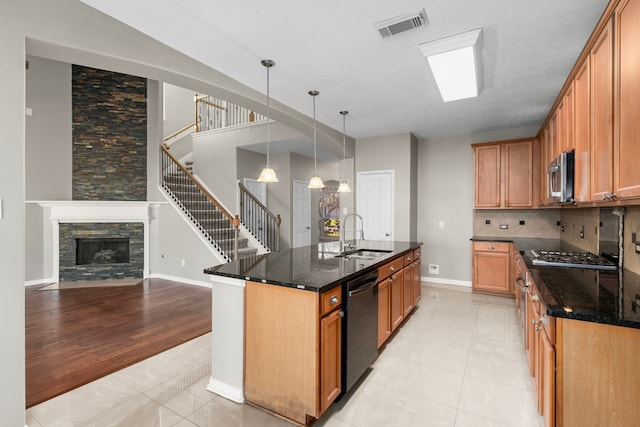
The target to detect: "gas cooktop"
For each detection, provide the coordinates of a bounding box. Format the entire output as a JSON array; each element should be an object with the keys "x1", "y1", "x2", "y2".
[{"x1": 528, "y1": 250, "x2": 617, "y2": 270}]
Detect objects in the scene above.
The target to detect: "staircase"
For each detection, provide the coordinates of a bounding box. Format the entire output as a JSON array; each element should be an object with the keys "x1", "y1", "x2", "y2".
[{"x1": 161, "y1": 145, "x2": 257, "y2": 261}]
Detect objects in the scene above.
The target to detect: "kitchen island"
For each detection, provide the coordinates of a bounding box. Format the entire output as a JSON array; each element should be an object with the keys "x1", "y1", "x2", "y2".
[{"x1": 204, "y1": 240, "x2": 422, "y2": 426}]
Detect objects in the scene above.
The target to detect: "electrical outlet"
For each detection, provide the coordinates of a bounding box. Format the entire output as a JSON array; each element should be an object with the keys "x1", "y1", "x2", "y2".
[
  {"x1": 438, "y1": 220, "x2": 445, "y2": 229},
  {"x1": 519, "y1": 220, "x2": 525, "y2": 225},
  {"x1": 181, "y1": 259, "x2": 186, "y2": 267},
  {"x1": 428, "y1": 264, "x2": 439, "y2": 275},
  {"x1": 500, "y1": 224, "x2": 509, "y2": 229},
  {"x1": 636, "y1": 243, "x2": 640, "y2": 254},
  {"x1": 485, "y1": 219, "x2": 491, "y2": 225},
  {"x1": 632, "y1": 232, "x2": 637, "y2": 243}
]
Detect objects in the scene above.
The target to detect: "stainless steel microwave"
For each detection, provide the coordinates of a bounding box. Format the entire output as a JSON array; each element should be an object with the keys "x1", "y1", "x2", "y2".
[{"x1": 548, "y1": 150, "x2": 575, "y2": 203}]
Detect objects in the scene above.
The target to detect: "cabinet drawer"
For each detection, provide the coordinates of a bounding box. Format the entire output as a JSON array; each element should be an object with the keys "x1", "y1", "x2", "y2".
[
  {"x1": 403, "y1": 251, "x2": 414, "y2": 267},
  {"x1": 320, "y1": 285, "x2": 342, "y2": 317},
  {"x1": 472, "y1": 241, "x2": 510, "y2": 253},
  {"x1": 378, "y1": 257, "x2": 404, "y2": 280}
]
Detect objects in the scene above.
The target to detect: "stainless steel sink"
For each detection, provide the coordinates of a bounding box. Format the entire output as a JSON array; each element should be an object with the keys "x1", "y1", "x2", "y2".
[{"x1": 335, "y1": 249, "x2": 392, "y2": 260}]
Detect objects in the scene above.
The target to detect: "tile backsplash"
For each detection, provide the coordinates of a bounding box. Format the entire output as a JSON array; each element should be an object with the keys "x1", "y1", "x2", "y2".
[
  {"x1": 559, "y1": 208, "x2": 599, "y2": 253},
  {"x1": 623, "y1": 206, "x2": 640, "y2": 274},
  {"x1": 473, "y1": 209, "x2": 561, "y2": 238}
]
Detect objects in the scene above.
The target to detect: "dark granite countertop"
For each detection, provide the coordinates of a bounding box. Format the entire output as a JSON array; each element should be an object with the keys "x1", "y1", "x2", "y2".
[
  {"x1": 204, "y1": 240, "x2": 422, "y2": 292},
  {"x1": 471, "y1": 236, "x2": 640, "y2": 329}
]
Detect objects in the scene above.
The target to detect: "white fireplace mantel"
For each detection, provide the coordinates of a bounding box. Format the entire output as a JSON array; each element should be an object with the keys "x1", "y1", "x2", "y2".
[{"x1": 29, "y1": 201, "x2": 165, "y2": 281}]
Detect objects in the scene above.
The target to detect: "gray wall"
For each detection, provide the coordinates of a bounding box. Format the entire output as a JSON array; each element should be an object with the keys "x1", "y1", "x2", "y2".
[
  {"x1": 355, "y1": 133, "x2": 417, "y2": 242},
  {"x1": 417, "y1": 126, "x2": 538, "y2": 284},
  {"x1": 25, "y1": 55, "x2": 72, "y2": 200}
]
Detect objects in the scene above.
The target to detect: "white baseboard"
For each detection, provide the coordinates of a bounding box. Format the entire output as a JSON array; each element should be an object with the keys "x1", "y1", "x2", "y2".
[
  {"x1": 422, "y1": 276, "x2": 472, "y2": 288},
  {"x1": 149, "y1": 273, "x2": 212, "y2": 289},
  {"x1": 206, "y1": 377, "x2": 244, "y2": 403},
  {"x1": 24, "y1": 278, "x2": 54, "y2": 287}
]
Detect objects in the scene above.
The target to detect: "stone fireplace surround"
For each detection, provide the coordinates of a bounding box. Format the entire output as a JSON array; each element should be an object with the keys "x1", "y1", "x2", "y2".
[{"x1": 38, "y1": 201, "x2": 160, "y2": 282}]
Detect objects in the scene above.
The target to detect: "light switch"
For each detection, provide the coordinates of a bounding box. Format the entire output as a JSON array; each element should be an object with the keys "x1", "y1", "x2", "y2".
[
  {"x1": 438, "y1": 220, "x2": 444, "y2": 229},
  {"x1": 25, "y1": 107, "x2": 33, "y2": 116}
]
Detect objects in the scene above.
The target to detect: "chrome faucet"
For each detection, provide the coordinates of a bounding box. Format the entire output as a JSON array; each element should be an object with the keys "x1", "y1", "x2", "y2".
[{"x1": 340, "y1": 213, "x2": 365, "y2": 252}]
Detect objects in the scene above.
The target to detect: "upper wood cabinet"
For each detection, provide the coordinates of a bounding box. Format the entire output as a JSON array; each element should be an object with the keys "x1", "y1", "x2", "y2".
[
  {"x1": 573, "y1": 59, "x2": 591, "y2": 203},
  {"x1": 614, "y1": 0, "x2": 640, "y2": 200},
  {"x1": 473, "y1": 139, "x2": 537, "y2": 208},
  {"x1": 590, "y1": 17, "x2": 615, "y2": 202}
]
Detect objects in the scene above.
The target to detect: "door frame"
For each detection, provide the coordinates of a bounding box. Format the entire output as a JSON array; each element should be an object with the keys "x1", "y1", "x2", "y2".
[{"x1": 356, "y1": 169, "x2": 395, "y2": 241}]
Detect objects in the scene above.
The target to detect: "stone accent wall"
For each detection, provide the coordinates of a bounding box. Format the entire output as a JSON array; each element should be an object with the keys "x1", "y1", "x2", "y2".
[
  {"x1": 59, "y1": 223, "x2": 144, "y2": 282},
  {"x1": 72, "y1": 65, "x2": 147, "y2": 200}
]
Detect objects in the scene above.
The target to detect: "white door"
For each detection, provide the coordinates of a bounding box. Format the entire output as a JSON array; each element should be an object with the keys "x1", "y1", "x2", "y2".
[
  {"x1": 357, "y1": 170, "x2": 394, "y2": 241},
  {"x1": 293, "y1": 180, "x2": 311, "y2": 248}
]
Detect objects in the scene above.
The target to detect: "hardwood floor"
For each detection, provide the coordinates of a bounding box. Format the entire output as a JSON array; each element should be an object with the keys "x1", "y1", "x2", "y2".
[{"x1": 25, "y1": 278, "x2": 212, "y2": 408}]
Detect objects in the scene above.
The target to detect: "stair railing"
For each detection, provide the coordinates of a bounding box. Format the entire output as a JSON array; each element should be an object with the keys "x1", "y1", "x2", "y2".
[
  {"x1": 238, "y1": 183, "x2": 281, "y2": 252},
  {"x1": 195, "y1": 95, "x2": 266, "y2": 133},
  {"x1": 161, "y1": 144, "x2": 240, "y2": 261}
]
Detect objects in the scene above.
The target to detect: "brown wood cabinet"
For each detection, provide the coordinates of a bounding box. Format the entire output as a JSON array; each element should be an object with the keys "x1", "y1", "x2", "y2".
[
  {"x1": 473, "y1": 139, "x2": 536, "y2": 208},
  {"x1": 590, "y1": 17, "x2": 615, "y2": 202},
  {"x1": 244, "y1": 281, "x2": 343, "y2": 425},
  {"x1": 527, "y1": 280, "x2": 555, "y2": 427},
  {"x1": 402, "y1": 252, "x2": 415, "y2": 317},
  {"x1": 377, "y1": 276, "x2": 391, "y2": 348},
  {"x1": 378, "y1": 248, "x2": 422, "y2": 348},
  {"x1": 573, "y1": 59, "x2": 591, "y2": 203},
  {"x1": 614, "y1": 0, "x2": 640, "y2": 200},
  {"x1": 471, "y1": 241, "x2": 513, "y2": 296}
]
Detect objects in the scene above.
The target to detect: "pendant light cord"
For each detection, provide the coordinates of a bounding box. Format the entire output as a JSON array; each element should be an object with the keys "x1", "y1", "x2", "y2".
[
  {"x1": 313, "y1": 94, "x2": 317, "y2": 172},
  {"x1": 266, "y1": 65, "x2": 271, "y2": 166}
]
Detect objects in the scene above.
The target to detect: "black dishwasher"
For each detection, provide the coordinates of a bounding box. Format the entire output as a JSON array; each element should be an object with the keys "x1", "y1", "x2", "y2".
[{"x1": 341, "y1": 269, "x2": 379, "y2": 394}]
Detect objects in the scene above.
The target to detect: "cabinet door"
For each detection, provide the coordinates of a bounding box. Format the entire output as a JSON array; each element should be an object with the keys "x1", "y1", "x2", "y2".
[
  {"x1": 590, "y1": 19, "x2": 614, "y2": 202},
  {"x1": 540, "y1": 328, "x2": 555, "y2": 427},
  {"x1": 573, "y1": 59, "x2": 591, "y2": 202},
  {"x1": 504, "y1": 140, "x2": 533, "y2": 207},
  {"x1": 390, "y1": 272, "x2": 404, "y2": 332},
  {"x1": 412, "y1": 258, "x2": 422, "y2": 305},
  {"x1": 614, "y1": 0, "x2": 640, "y2": 200},
  {"x1": 377, "y1": 278, "x2": 391, "y2": 348},
  {"x1": 402, "y1": 264, "x2": 414, "y2": 317},
  {"x1": 564, "y1": 85, "x2": 575, "y2": 153},
  {"x1": 474, "y1": 144, "x2": 501, "y2": 207},
  {"x1": 320, "y1": 308, "x2": 342, "y2": 413},
  {"x1": 473, "y1": 249, "x2": 511, "y2": 294}
]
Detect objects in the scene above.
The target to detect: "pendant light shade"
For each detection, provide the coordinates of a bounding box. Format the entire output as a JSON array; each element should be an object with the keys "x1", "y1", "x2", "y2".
[
  {"x1": 257, "y1": 59, "x2": 279, "y2": 183},
  {"x1": 308, "y1": 90, "x2": 324, "y2": 189},
  {"x1": 337, "y1": 110, "x2": 352, "y2": 193}
]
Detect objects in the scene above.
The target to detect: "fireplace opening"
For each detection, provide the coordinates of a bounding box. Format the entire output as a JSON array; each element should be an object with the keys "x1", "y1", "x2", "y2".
[{"x1": 76, "y1": 238, "x2": 130, "y2": 265}]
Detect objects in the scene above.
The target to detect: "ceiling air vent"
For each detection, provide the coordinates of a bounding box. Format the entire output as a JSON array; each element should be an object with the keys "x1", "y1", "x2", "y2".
[{"x1": 374, "y1": 9, "x2": 428, "y2": 38}]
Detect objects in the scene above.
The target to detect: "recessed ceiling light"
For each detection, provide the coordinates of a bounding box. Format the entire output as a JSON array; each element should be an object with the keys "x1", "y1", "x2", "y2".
[{"x1": 418, "y1": 28, "x2": 483, "y2": 102}]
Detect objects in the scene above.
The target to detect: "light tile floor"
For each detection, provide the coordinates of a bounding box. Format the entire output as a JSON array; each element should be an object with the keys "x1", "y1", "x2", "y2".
[{"x1": 26, "y1": 284, "x2": 544, "y2": 427}]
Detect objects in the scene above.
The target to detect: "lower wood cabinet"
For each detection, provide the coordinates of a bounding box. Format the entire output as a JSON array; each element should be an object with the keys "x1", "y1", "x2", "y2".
[
  {"x1": 472, "y1": 241, "x2": 513, "y2": 296},
  {"x1": 377, "y1": 276, "x2": 391, "y2": 348},
  {"x1": 378, "y1": 248, "x2": 422, "y2": 348},
  {"x1": 244, "y1": 281, "x2": 342, "y2": 425}
]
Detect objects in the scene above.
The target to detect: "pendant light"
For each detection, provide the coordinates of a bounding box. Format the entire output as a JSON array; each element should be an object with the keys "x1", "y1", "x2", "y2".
[
  {"x1": 257, "y1": 59, "x2": 278, "y2": 182},
  {"x1": 308, "y1": 90, "x2": 324, "y2": 189},
  {"x1": 337, "y1": 110, "x2": 352, "y2": 193}
]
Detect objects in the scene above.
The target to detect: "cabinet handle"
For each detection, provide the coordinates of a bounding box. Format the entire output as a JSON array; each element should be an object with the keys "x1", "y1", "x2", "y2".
[
  {"x1": 540, "y1": 315, "x2": 548, "y2": 325},
  {"x1": 488, "y1": 245, "x2": 495, "y2": 250},
  {"x1": 535, "y1": 326, "x2": 542, "y2": 332},
  {"x1": 532, "y1": 294, "x2": 539, "y2": 302},
  {"x1": 390, "y1": 266, "x2": 395, "y2": 272},
  {"x1": 532, "y1": 319, "x2": 538, "y2": 325},
  {"x1": 339, "y1": 310, "x2": 345, "y2": 318},
  {"x1": 329, "y1": 296, "x2": 338, "y2": 305}
]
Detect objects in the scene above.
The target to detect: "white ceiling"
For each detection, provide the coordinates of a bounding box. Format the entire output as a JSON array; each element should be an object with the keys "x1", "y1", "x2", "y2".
[{"x1": 80, "y1": 0, "x2": 609, "y2": 150}]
